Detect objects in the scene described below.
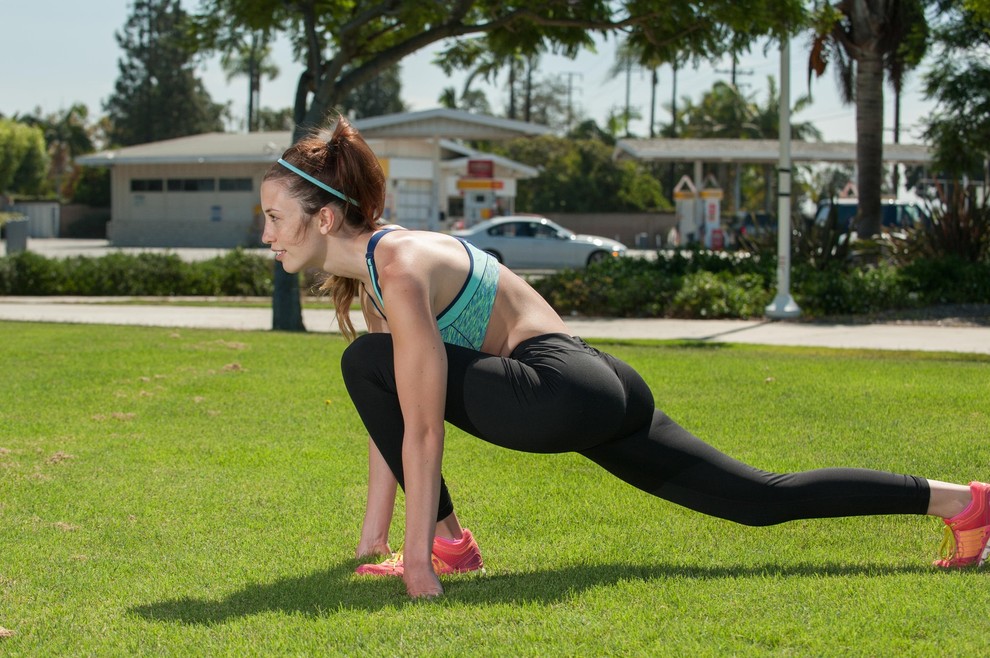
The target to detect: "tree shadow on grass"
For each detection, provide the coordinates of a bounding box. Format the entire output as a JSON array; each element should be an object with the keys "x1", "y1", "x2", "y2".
[{"x1": 129, "y1": 559, "x2": 955, "y2": 625}]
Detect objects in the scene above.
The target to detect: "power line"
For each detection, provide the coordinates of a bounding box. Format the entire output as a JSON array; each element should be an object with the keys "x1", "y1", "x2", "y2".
[{"x1": 714, "y1": 56, "x2": 754, "y2": 89}]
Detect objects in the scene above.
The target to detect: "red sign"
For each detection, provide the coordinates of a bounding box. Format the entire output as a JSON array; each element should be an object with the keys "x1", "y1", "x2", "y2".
[{"x1": 467, "y1": 159, "x2": 494, "y2": 178}]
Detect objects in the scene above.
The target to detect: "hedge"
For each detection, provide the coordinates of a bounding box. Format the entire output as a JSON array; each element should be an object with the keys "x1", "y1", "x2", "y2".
[
  {"x1": 2, "y1": 248, "x2": 988, "y2": 320},
  {"x1": 0, "y1": 250, "x2": 274, "y2": 297}
]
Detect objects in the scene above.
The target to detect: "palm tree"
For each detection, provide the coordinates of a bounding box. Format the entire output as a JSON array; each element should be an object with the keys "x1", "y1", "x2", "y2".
[
  {"x1": 809, "y1": 0, "x2": 930, "y2": 237},
  {"x1": 434, "y1": 37, "x2": 537, "y2": 119},
  {"x1": 608, "y1": 37, "x2": 681, "y2": 138},
  {"x1": 674, "y1": 79, "x2": 820, "y2": 212},
  {"x1": 220, "y1": 31, "x2": 279, "y2": 132}
]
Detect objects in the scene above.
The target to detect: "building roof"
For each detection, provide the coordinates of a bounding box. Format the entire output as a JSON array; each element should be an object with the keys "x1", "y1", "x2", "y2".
[
  {"x1": 357, "y1": 108, "x2": 553, "y2": 140},
  {"x1": 437, "y1": 140, "x2": 540, "y2": 178},
  {"x1": 614, "y1": 138, "x2": 932, "y2": 165},
  {"x1": 77, "y1": 131, "x2": 291, "y2": 166},
  {"x1": 77, "y1": 109, "x2": 553, "y2": 167}
]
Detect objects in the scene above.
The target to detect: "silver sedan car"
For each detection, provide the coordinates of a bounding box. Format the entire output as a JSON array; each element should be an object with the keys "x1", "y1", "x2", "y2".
[{"x1": 452, "y1": 216, "x2": 627, "y2": 269}]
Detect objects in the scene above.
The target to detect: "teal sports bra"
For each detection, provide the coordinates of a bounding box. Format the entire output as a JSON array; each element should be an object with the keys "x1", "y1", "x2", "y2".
[{"x1": 365, "y1": 229, "x2": 500, "y2": 350}]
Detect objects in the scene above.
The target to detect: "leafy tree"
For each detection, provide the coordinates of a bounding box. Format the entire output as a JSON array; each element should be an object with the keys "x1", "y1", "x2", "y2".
[
  {"x1": 506, "y1": 63, "x2": 570, "y2": 130},
  {"x1": 340, "y1": 65, "x2": 407, "y2": 119},
  {"x1": 17, "y1": 104, "x2": 96, "y2": 200},
  {"x1": 439, "y1": 86, "x2": 492, "y2": 115},
  {"x1": 220, "y1": 31, "x2": 281, "y2": 132},
  {"x1": 256, "y1": 107, "x2": 295, "y2": 131},
  {"x1": 922, "y1": 3, "x2": 990, "y2": 178},
  {"x1": 0, "y1": 118, "x2": 48, "y2": 196},
  {"x1": 191, "y1": 1, "x2": 805, "y2": 135},
  {"x1": 70, "y1": 167, "x2": 112, "y2": 207},
  {"x1": 497, "y1": 134, "x2": 668, "y2": 213},
  {"x1": 808, "y1": 0, "x2": 931, "y2": 237},
  {"x1": 104, "y1": 0, "x2": 225, "y2": 146},
  {"x1": 189, "y1": 0, "x2": 806, "y2": 331}
]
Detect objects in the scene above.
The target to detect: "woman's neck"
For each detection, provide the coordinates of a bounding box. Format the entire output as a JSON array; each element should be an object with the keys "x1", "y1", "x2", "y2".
[{"x1": 321, "y1": 229, "x2": 375, "y2": 282}]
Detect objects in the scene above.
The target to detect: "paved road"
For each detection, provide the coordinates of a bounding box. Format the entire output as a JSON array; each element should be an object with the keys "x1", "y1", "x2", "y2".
[{"x1": 1, "y1": 296, "x2": 988, "y2": 355}]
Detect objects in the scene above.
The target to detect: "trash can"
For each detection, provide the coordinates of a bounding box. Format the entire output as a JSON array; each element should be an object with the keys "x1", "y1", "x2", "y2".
[{"x1": 5, "y1": 218, "x2": 28, "y2": 254}]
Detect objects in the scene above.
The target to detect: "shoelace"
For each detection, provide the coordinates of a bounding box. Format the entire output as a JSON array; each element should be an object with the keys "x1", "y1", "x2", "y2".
[
  {"x1": 938, "y1": 524, "x2": 958, "y2": 561},
  {"x1": 377, "y1": 552, "x2": 404, "y2": 569}
]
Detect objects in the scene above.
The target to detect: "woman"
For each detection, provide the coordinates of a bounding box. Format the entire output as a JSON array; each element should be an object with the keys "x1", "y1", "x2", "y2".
[{"x1": 260, "y1": 115, "x2": 989, "y2": 599}]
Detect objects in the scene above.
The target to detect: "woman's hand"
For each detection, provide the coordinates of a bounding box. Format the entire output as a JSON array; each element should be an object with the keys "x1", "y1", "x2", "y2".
[
  {"x1": 403, "y1": 564, "x2": 443, "y2": 599},
  {"x1": 355, "y1": 540, "x2": 391, "y2": 560}
]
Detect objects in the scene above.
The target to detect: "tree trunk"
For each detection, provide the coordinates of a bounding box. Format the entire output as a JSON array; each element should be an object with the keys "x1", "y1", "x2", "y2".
[
  {"x1": 270, "y1": 79, "x2": 313, "y2": 333},
  {"x1": 854, "y1": 49, "x2": 885, "y2": 237},
  {"x1": 272, "y1": 261, "x2": 305, "y2": 331}
]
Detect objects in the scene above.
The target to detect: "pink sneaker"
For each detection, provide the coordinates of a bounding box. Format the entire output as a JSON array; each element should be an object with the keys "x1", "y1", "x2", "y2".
[
  {"x1": 355, "y1": 529, "x2": 485, "y2": 576},
  {"x1": 934, "y1": 482, "x2": 990, "y2": 568}
]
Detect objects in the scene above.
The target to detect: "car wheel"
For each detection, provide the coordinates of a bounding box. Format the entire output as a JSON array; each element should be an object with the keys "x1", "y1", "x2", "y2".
[
  {"x1": 485, "y1": 249, "x2": 503, "y2": 263},
  {"x1": 586, "y1": 250, "x2": 609, "y2": 266}
]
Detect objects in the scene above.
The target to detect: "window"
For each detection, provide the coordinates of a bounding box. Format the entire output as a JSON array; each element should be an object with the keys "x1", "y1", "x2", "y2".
[
  {"x1": 130, "y1": 179, "x2": 163, "y2": 192},
  {"x1": 531, "y1": 223, "x2": 560, "y2": 239},
  {"x1": 167, "y1": 178, "x2": 216, "y2": 192},
  {"x1": 488, "y1": 222, "x2": 530, "y2": 237},
  {"x1": 219, "y1": 178, "x2": 253, "y2": 192}
]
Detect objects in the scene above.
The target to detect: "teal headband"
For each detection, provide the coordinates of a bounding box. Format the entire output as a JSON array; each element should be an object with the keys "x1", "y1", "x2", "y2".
[{"x1": 277, "y1": 158, "x2": 360, "y2": 207}]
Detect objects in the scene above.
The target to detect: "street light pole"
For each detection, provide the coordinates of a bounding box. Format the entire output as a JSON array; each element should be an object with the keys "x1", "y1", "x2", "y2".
[{"x1": 766, "y1": 37, "x2": 801, "y2": 319}]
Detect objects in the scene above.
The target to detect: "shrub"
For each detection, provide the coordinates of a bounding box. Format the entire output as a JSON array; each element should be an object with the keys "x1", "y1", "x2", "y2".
[
  {"x1": 886, "y1": 183, "x2": 990, "y2": 266},
  {"x1": 534, "y1": 252, "x2": 773, "y2": 319},
  {"x1": 900, "y1": 257, "x2": 990, "y2": 305},
  {"x1": 792, "y1": 263, "x2": 912, "y2": 316},
  {"x1": 0, "y1": 250, "x2": 274, "y2": 297},
  {"x1": 669, "y1": 271, "x2": 771, "y2": 319}
]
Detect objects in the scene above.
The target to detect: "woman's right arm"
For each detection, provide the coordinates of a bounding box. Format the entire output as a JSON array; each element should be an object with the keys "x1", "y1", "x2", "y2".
[
  {"x1": 356, "y1": 438, "x2": 397, "y2": 558},
  {"x1": 355, "y1": 299, "x2": 397, "y2": 558}
]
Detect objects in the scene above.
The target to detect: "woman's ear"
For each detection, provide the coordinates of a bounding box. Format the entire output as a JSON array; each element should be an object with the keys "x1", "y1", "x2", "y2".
[{"x1": 318, "y1": 206, "x2": 336, "y2": 234}]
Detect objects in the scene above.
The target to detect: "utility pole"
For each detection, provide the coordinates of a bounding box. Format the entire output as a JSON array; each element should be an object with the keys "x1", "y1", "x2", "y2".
[
  {"x1": 649, "y1": 68, "x2": 658, "y2": 138},
  {"x1": 766, "y1": 39, "x2": 800, "y2": 319},
  {"x1": 715, "y1": 54, "x2": 754, "y2": 89},
  {"x1": 561, "y1": 71, "x2": 583, "y2": 132},
  {"x1": 624, "y1": 59, "x2": 632, "y2": 137}
]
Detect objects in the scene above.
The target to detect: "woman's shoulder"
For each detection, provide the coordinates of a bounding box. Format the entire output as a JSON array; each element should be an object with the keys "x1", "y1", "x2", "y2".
[{"x1": 374, "y1": 228, "x2": 462, "y2": 263}]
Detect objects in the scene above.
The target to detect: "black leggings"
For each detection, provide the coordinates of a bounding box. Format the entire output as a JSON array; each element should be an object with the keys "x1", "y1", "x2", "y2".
[{"x1": 340, "y1": 333, "x2": 930, "y2": 526}]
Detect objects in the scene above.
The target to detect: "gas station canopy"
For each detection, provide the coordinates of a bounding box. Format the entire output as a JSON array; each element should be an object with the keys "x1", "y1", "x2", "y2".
[{"x1": 614, "y1": 138, "x2": 932, "y2": 166}]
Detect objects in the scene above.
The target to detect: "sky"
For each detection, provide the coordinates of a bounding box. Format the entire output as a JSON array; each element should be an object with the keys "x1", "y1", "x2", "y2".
[{"x1": 1, "y1": 0, "x2": 937, "y2": 145}]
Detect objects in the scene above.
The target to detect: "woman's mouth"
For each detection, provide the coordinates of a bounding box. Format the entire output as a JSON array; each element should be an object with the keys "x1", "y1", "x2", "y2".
[{"x1": 272, "y1": 249, "x2": 286, "y2": 260}]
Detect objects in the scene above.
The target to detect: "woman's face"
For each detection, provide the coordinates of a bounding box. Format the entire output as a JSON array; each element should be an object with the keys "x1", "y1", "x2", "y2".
[{"x1": 260, "y1": 179, "x2": 325, "y2": 274}]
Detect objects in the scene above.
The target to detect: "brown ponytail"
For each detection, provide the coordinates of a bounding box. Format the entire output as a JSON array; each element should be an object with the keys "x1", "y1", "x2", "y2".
[{"x1": 263, "y1": 114, "x2": 386, "y2": 341}]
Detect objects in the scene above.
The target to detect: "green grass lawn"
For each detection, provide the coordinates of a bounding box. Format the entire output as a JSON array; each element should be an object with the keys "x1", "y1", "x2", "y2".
[{"x1": 1, "y1": 322, "x2": 988, "y2": 656}]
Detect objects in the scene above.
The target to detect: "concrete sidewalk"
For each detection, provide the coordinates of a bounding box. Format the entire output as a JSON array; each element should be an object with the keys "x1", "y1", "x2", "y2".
[{"x1": 1, "y1": 296, "x2": 988, "y2": 355}]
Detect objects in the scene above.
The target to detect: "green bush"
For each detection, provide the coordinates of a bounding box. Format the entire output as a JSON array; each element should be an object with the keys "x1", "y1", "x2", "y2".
[
  {"x1": 792, "y1": 263, "x2": 912, "y2": 316},
  {"x1": 900, "y1": 257, "x2": 990, "y2": 305},
  {"x1": 0, "y1": 250, "x2": 274, "y2": 297},
  {"x1": 670, "y1": 271, "x2": 771, "y2": 319},
  {"x1": 2, "y1": 246, "x2": 986, "y2": 319},
  {"x1": 535, "y1": 251, "x2": 774, "y2": 319},
  {"x1": 534, "y1": 252, "x2": 942, "y2": 320}
]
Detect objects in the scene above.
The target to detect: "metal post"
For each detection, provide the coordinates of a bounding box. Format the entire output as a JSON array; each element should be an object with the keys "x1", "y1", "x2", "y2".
[
  {"x1": 766, "y1": 38, "x2": 801, "y2": 319},
  {"x1": 430, "y1": 135, "x2": 441, "y2": 231}
]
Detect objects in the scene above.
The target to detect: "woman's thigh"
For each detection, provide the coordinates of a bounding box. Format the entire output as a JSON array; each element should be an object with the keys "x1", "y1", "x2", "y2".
[{"x1": 443, "y1": 335, "x2": 654, "y2": 453}]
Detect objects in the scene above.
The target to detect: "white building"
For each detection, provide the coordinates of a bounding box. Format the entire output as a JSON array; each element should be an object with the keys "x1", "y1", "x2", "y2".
[{"x1": 78, "y1": 109, "x2": 547, "y2": 248}]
